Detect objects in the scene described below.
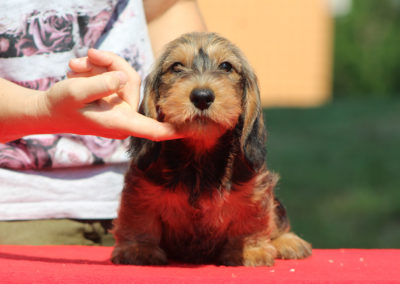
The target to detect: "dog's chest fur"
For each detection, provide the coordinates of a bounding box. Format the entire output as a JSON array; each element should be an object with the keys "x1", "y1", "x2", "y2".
[
  {"x1": 133, "y1": 173, "x2": 268, "y2": 263},
  {"x1": 124, "y1": 135, "x2": 272, "y2": 262}
]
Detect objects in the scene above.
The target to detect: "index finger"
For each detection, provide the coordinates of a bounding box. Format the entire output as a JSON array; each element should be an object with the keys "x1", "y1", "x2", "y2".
[
  {"x1": 68, "y1": 57, "x2": 108, "y2": 76},
  {"x1": 127, "y1": 113, "x2": 184, "y2": 141},
  {"x1": 87, "y1": 49, "x2": 142, "y2": 109},
  {"x1": 61, "y1": 71, "x2": 128, "y2": 104}
]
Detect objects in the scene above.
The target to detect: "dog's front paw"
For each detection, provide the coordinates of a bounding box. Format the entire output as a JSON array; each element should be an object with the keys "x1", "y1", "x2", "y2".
[
  {"x1": 218, "y1": 246, "x2": 276, "y2": 267},
  {"x1": 271, "y1": 232, "x2": 312, "y2": 260},
  {"x1": 111, "y1": 243, "x2": 168, "y2": 265},
  {"x1": 219, "y1": 238, "x2": 278, "y2": 267},
  {"x1": 242, "y1": 242, "x2": 277, "y2": 267}
]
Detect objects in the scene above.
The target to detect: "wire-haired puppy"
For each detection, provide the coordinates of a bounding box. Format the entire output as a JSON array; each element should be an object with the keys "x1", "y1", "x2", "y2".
[{"x1": 111, "y1": 32, "x2": 312, "y2": 266}]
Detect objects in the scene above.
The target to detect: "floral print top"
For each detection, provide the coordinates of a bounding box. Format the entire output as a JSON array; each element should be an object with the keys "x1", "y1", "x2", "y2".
[{"x1": 0, "y1": 0, "x2": 154, "y2": 170}]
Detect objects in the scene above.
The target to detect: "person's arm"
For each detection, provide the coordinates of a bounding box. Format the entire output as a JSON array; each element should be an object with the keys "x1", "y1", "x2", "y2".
[
  {"x1": 0, "y1": 1, "x2": 206, "y2": 143},
  {"x1": 144, "y1": 0, "x2": 207, "y2": 57},
  {"x1": 0, "y1": 78, "x2": 48, "y2": 143},
  {"x1": 0, "y1": 68, "x2": 179, "y2": 143}
]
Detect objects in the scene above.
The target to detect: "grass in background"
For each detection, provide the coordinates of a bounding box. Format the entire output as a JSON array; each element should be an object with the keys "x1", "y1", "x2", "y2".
[{"x1": 263, "y1": 99, "x2": 400, "y2": 248}]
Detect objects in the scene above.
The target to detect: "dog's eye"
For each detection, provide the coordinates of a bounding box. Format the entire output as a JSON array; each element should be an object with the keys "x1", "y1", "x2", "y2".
[
  {"x1": 218, "y1": 62, "x2": 233, "y2": 72},
  {"x1": 170, "y1": 62, "x2": 184, "y2": 73}
]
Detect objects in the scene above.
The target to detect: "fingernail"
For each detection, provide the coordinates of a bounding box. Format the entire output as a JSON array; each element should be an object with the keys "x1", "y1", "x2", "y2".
[
  {"x1": 89, "y1": 48, "x2": 100, "y2": 54},
  {"x1": 69, "y1": 58, "x2": 85, "y2": 68},
  {"x1": 88, "y1": 48, "x2": 106, "y2": 57},
  {"x1": 114, "y1": 71, "x2": 128, "y2": 86}
]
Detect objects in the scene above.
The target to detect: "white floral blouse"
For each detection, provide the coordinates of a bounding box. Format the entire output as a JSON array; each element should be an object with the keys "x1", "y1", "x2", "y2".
[{"x1": 0, "y1": 0, "x2": 154, "y2": 170}]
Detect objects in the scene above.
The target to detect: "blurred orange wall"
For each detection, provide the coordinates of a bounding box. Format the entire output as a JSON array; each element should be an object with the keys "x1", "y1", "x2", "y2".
[{"x1": 197, "y1": 0, "x2": 333, "y2": 107}]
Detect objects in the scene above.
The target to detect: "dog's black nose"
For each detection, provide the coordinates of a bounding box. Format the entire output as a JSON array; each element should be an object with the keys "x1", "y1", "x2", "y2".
[{"x1": 190, "y1": 88, "x2": 215, "y2": 110}]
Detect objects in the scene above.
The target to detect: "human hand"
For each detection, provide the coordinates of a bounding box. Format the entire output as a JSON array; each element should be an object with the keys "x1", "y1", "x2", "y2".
[{"x1": 41, "y1": 49, "x2": 181, "y2": 141}]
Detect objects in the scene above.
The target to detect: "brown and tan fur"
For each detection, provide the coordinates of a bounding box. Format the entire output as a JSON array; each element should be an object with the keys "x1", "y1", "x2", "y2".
[{"x1": 111, "y1": 32, "x2": 312, "y2": 266}]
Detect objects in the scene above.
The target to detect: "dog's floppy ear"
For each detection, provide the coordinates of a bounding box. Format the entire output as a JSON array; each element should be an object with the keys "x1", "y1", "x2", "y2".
[
  {"x1": 239, "y1": 62, "x2": 267, "y2": 172},
  {"x1": 128, "y1": 65, "x2": 162, "y2": 171},
  {"x1": 139, "y1": 63, "x2": 162, "y2": 120}
]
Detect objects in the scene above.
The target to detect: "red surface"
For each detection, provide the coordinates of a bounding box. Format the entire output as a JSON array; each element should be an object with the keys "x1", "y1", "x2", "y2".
[{"x1": 0, "y1": 246, "x2": 399, "y2": 283}]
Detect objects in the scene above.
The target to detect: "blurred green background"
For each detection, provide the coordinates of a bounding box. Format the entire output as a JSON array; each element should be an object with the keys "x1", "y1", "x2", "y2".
[
  {"x1": 333, "y1": 0, "x2": 400, "y2": 98},
  {"x1": 265, "y1": 0, "x2": 400, "y2": 249}
]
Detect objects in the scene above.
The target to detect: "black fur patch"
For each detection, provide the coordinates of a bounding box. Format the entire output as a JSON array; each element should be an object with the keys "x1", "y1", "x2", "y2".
[
  {"x1": 162, "y1": 133, "x2": 234, "y2": 205},
  {"x1": 129, "y1": 137, "x2": 161, "y2": 171},
  {"x1": 132, "y1": 131, "x2": 240, "y2": 206},
  {"x1": 243, "y1": 116, "x2": 267, "y2": 171},
  {"x1": 193, "y1": 47, "x2": 211, "y2": 72},
  {"x1": 274, "y1": 197, "x2": 290, "y2": 232}
]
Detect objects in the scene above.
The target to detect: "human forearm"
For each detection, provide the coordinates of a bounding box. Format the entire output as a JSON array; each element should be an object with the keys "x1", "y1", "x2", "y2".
[
  {"x1": 144, "y1": 0, "x2": 207, "y2": 57},
  {"x1": 0, "y1": 78, "x2": 51, "y2": 143},
  {"x1": 0, "y1": 72, "x2": 130, "y2": 143}
]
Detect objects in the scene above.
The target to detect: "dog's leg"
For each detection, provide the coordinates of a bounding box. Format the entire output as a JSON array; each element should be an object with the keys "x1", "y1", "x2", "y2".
[
  {"x1": 217, "y1": 238, "x2": 244, "y2": 266},
  {"x1": 111, "y1": 225, "x2": 168, "y2": 265},
  {"x1": 218, "y1": 235, "x2": 277, "y2": 267},
  {"x1": 111, "y1": 240, "x2": 167, "y2": 265},
  {"x1": 270, "y1": 198, "x2": 312, "y2": 259},
  {"x1": 111, "y1": 192, "x2": 168, "y2": 265},
  {"x1": 271, "y1": 232, "x2": 312, "y2": 260},
  {"x1": 241, "y1": 236, "x2": 278, "y2": 266}
]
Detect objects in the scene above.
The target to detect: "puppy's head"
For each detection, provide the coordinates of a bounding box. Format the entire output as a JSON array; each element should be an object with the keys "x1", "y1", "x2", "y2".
[{"x1": 137, "y1": 32, "x2": 266, "y2": 169}]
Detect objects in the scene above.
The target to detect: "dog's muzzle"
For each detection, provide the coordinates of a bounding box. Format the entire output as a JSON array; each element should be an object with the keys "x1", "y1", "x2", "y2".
[{"x1": 190, "y1": 88, "x2": 215, "y2": 110}]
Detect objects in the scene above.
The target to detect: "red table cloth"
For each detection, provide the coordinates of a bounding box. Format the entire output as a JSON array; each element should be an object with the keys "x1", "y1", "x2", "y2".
[{"x1": 0, "y1": 246, "x2": 399, "y2": 283}]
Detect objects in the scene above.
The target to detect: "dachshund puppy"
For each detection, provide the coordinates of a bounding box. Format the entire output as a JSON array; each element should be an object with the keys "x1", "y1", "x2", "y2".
[{"x1": 111, "y1": 32, "x2": 312, "y2": 266}]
